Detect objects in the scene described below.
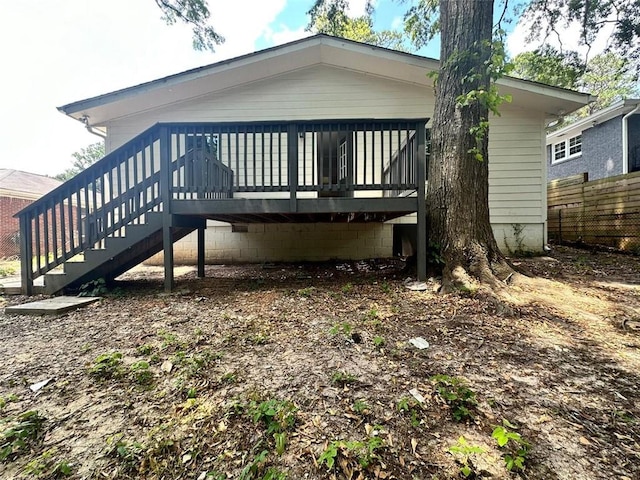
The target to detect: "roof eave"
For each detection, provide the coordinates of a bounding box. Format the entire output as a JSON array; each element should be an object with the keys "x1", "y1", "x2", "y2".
[{"x1": 546, "y1": 98, "x2": 640, "y2": 142}]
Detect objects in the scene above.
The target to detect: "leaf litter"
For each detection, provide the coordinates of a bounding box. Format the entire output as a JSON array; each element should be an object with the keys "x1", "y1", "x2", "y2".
[{"x1": 0, "y1": 246, "x2": 638, "y2": 479}]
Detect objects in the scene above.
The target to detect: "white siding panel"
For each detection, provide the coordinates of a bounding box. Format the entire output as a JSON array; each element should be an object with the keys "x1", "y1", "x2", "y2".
[
  {"x1": 105, "y1": 66, "x2": 434, "y2": 151},
  {"x1": 488, "y1": 108, "x2": 546, "y2": 224}
]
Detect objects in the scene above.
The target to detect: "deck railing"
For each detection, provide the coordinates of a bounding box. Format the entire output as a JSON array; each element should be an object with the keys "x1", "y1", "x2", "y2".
[
  {"x1": 17, "y1": 119, "x2": 426, "y2": 292},
  {"x1": 17, "y1": 125, "x2": 165, "y2": 290},
  {"x1": 162, "y1": 119, "x2": 424, "y2": 196}
]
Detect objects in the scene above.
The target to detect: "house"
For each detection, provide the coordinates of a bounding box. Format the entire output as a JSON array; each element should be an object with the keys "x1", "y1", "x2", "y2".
[
  {"x1": 547, "y1": 99, "x2": 640, "y2": 181},
  {"x1": 0, "y1": 170, "x2": 61, "y2": 258},
  {"x1": 16, "y1": 35, "x2": 589, "y2": 294}
]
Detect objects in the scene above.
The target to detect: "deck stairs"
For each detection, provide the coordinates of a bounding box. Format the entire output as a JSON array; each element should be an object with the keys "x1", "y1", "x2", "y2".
[{"x1": 41, "y1": 213, "x2": 203, "y2": 294}]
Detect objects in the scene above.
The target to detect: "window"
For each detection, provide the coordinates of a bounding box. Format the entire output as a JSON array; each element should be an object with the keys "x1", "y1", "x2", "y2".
[
  {"x1": 552, "y1": 134, "x2": 582, "y2": 163},
  {"x1": 569, "y1": 134, "x2": 582, "y2": 156},
  {"x1": 553, "y1": 142, "x2": 566, "y2": 162}
]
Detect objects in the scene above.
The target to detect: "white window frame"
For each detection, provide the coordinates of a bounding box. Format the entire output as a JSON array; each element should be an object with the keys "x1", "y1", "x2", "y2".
[{"x1": 552, "y1": 134, "x2": 582, "y2": 164}]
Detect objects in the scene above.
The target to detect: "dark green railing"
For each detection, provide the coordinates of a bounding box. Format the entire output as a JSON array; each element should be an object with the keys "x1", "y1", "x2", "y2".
[{"x1": 17, "y1": 119, "x2": 426, "y2": 293}]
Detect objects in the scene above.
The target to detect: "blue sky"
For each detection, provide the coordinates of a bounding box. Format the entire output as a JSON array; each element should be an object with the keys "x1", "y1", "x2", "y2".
[{"x1": 0, "y1": 0, "x2": 576, "y2": 177}]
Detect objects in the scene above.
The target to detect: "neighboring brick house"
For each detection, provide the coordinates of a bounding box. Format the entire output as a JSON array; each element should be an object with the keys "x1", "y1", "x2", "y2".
[
  {"x1": 547, "y1": 99, "x2": 640, "y2": 181},
  {"x1": 0, "y1": 170, "x2": 61, "y2": 258}
]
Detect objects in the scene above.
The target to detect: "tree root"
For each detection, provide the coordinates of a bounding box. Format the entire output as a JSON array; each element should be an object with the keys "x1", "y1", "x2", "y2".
[{"x1": 439, "y1": 242, "x2": 520, "y2": 294}]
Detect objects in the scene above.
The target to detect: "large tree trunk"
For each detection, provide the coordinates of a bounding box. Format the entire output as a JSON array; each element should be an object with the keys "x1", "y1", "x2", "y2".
[{"x1": 427, "y1": 0, "x2": 513, "y2": 292}]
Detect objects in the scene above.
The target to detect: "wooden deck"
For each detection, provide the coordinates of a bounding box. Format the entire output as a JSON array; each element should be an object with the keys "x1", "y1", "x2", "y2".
[{"x1": 16, "y1": 119, "x2": 428, "y2": 294}]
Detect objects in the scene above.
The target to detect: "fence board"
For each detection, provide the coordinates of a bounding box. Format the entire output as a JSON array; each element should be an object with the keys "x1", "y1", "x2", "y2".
[{"x1": 547, "y1": 171, "x2": 640, "y2": 252}]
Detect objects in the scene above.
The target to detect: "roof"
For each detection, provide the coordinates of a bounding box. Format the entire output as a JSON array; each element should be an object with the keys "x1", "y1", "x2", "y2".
[
  {"x1": 547, "y1": 99, "x2": 640, "y2": 144},
  {"x1": 59, "y1": 34, "x2": 592, "y2": 126},
  {"x1": 0, "y1": 169, "x2": 62, "y2": 200}
]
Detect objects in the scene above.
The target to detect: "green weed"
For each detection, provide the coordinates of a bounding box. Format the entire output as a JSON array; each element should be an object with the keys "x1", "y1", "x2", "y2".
[
  {"x1": 448, "y1": 436, "x2": 486, "y2": 478},
  {"x1": 78, "y1": 277, "x2": 108, "y2": 297},
  {"x1": 352, "y1": 399, "x2": 370, "y2": 415},
  {"x1": 331, "y1": 371, "x2": 358, "y2": 386},
  {"x1": 0, "y1": 394, "x2": 18, "y2": 412},
  {"x1": 341, "y1": 283, "x2": 353, "y2": 294},
  {"x1": 397, "y1": 397, "x2": 421, "y2": 427},
  {"x1": 373, "y1": 336, "x2": 385, "y2": 348},
  {"x1": 137, "y1": 344, "x2": 154, "y2": 356},
  {"x1": 492, "y1": 420, "x2": 530, "y2": 472},
  {"x1": 297, "y1": 287, "x2": 315, "y2": 297},
  {"x1": 221, "y1": 372, "x2": 237, "y2": 383},
  {"x1": 110, "y1": 437, "x2": 145, "y2": 472},
  {"x1": 0, "y1": 410, "x2": 46, "y2": 461},
  {"x1": 24, "y1": 448, "x2": 73, "y2": 477},
  {"x1": 329, "y1": 322, "x2": 352, "y2": 336},
  {"x1": 173, "y1": 349, "x2": 221, "y2": 378},
  {"x1": 318, "y1": 437, "x2": 384, "y2": 471},
  {"x1": 157, "y1": 330, "x2": 187, "y2": 350},
  {"x1": 129, "y1": 361, "x2": 153, "y2": 386},
  {"x1": 431, "y1": 374, "x2": 477, "y2": 422},
  {"x1": 366, "y1": 306, "x2": 379, "y2": 320},
  {"x1": 89, "y1": 352, "x2": 124, "y2": 380},
  {"x1": 239, "y1": 450, "x2": 287, "y2": 480},
  {"x1": 248, "y1": 398, "x2": 297, "y2": 435}
]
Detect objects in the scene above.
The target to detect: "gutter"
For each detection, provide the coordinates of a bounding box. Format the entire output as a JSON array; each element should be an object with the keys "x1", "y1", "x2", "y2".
[
  {"x1": 622, "y1": 104, "x2": 640, "y2": 174},
  {"x1": 80, "y1": 115, "x2": 107, "y2": 140}
]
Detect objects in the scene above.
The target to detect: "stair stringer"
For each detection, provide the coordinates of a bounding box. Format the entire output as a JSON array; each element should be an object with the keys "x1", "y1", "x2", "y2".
[{"x1": 43, "y1": 214, "x2": 205, "y2": 294}]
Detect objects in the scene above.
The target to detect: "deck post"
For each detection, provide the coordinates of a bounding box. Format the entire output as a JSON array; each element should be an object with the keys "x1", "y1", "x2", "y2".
[
  {"x1": 197, "y1": 226, "x2": 205, "y2": 278},
  {"x1": 288, "y1": 124, "x2": 298, "y2": 212},
  {"x1": 19, "y1": 215, "x2": 34, "y2": 295},
  {"x1": 416, "y1": 121, "x2": 427, "y2": 281},
  {"x1": 160, "y1": 126, "x2": 174, "y2": 292}
]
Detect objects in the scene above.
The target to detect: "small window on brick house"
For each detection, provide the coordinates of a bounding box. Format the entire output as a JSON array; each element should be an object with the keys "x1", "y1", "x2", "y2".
[{"x1": 552, "y1": 134, "x2": 582, "y2": 163}]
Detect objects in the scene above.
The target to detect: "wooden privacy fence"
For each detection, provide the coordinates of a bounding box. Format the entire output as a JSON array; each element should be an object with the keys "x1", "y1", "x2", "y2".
[{"x1": 547, "y1": 171, "x2": 640, "y2": 252}]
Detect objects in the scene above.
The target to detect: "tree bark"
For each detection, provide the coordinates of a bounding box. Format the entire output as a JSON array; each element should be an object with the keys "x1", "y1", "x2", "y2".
[{"x1": 427, "y1": 0, "x2": 513, "y2": 292}]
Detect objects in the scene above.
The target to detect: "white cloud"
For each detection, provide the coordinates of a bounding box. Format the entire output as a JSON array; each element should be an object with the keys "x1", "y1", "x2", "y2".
[
  {"x1": 263, "y1": 25, "x2": 312, "y2": 46},
  {"x1": 348, "y1": 0, "x2": 373, "y2": 17},
  {"x1": 0, "y1": 0, "x2": 288, "y2": 176},
  {"x1": 391, "y1": 16, "x2": 403, "y2": 30}
]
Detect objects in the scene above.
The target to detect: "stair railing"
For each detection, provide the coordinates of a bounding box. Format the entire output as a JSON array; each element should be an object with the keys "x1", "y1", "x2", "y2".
[{"x1": 16, "y1": 125, "x2": 166, "y2": 293}]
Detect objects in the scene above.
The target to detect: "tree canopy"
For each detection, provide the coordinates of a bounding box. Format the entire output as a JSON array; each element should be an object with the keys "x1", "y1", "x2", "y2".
[
  {"x1": 511, "y1": 46, "x2": 585, "y2": 90},
  {"x1": 522, "y1": 0, "x2": 640, "y2": 60},
  {"x1": 511, "y1": 49, "x2": 639, "y2": 121},
  {"x1": 306, "y1": 0, "x2": 406, "y2": 50},
  {"x1": 154, "y1": 0, "x2": 224, "y2": 51},
  {"x1": 579, "y1": 53, "x2": 639, "y2": 114},
  {"x1": 55, "y1": 142, "x2": 105, "y2": 181}
]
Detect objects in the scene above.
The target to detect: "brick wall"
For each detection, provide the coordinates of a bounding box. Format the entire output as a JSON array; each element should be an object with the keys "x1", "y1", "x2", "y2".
[
  {"x1": 0, "y1": 196, "x2": 82, "y2": 260},
  {"x1": 0, "y1": 196, "x2": 31, "y2": 257},
  {"x1": 548, "y1": 116, "x2": 623, "y2": 181}
]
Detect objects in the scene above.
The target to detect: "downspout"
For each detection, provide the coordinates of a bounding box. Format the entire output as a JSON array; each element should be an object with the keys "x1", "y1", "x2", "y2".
[
  {"x1": 622, "y1": 104, "x2": 640, "y2": 174},
  {"x1": 80, "y1": 115, "x2": 107, "y2": 140}
]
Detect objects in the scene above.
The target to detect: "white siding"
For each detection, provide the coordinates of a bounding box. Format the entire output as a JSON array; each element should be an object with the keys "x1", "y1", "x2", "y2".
[
  {"x1": 104, "y1": 65, "x2": 434, "y2": 151},
  {"x1": 488, "y1": 108, "x2": 546, "y2": 226}
]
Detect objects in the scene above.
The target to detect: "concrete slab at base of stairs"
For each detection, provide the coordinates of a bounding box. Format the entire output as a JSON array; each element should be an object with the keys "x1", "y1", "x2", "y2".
[{"x1": 4, "y1": 296, "x2": 101, "y2": 315}]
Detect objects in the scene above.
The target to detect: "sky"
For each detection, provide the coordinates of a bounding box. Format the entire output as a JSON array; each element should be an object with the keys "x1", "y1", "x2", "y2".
[{"x1": 0, "y1": 0, "x2": 583, "y2": 177}]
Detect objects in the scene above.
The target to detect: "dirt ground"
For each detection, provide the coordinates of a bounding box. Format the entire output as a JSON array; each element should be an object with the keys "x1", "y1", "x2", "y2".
[{"x1": 0, "y1": 246, "x2": 639, "y2": 480}]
